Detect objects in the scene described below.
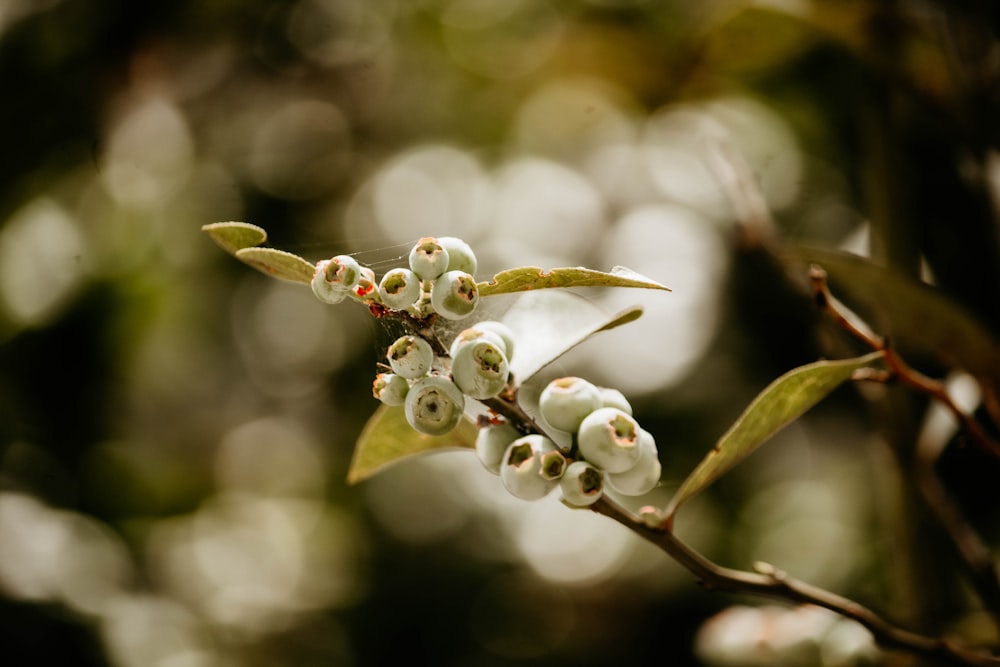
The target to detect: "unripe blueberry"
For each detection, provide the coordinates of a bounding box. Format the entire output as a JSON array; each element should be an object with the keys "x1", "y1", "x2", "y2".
[
  {"x1": 409, "y1": 237, "x2": 450, "y2": 281},
  {"x1": 430, "y1": 270, "x2": 479, "y2": 320},
  {"x1": 312, "y1": 255, "x2": 362, "y2": 304},
  {"x1": 475, "y1": 421, "x2": 520, "y2": 474},
  {"x1": 599, "y1": 387, "x2": 632, "y2": 416},
  {"x1": 405, "y1": 375, "x2": 465, "y2": 436},
  {"x1": 379, "y1": 268, "x2": 421, "y2": 311},
  {"x1": 387, "y1": 335, "x2": 434, "y2": 380},
  {"x1": 538, "y1": 377, "x2": 602, "y2": 433},
  {"x1": 311, "y1": 259, "x2": 348, "y2": 304},
  {"x1": 437, "y1": 236, "x2": 478, "y2": 275},
  {"x1": 560, "y1": 461, "x2": 604, "y2": 506},
  {"x1": 577, "y1": 407, "x2": 642, "y2": 473},
  {"x1": 606, "y1": 429, "x2": 661, "y2": 496},
  {"x1": 449, "y1": 326, "x2": 506, "y2": 360},
  {"x1": 470, "y1": 320, "x2": 515, "y2": 361},
  {"x1": 451, "y1": 339, "x2": 509, "y2": 399},
  {"x1": 500, "y1": 434, "x2": 558, "y2": 500},
  {"x1": 372, "y1": 372, "x2": 409, "y2": 406}
]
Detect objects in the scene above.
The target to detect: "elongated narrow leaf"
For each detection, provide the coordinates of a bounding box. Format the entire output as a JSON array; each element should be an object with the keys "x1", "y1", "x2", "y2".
[
  {"x1": 500, "y1": 290, "x2": 644, "y2": 382},
  {"x1": 202, "y1": 222, "x2": 267, "y2": 255},
  {"x1": 235, "y1": 247, "x2": 315, "y2": 284},
  {"x1": 478, "y1": 265, "x2": 670, "y2": 297},
  {"x1": 347, "y1": 405, "x2": 477, "y2": 484},
  {"x1": 664, "y1": 351, "x2": 884, "y2": 526}
]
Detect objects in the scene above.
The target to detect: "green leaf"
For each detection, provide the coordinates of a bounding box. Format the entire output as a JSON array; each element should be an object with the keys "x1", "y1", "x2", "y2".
[
  {"x1": 664, "y1": 351, "x2": 884, "y2": 526},
  {"x1": 478, "y1": 265, "x2": 670, "y2": 298},
  {"x1": 235, "y1": 247, "x2": 315, "y2": 284},
  {"x1": 784, "y1": 246, "x2": 1000, "y2": 387},
  {"x1": 500, "y1": 290, "x2": 644, "y2": 382},
  {"x1": 347, "y1": 405, "x2": 477, "y2": 484},
  {"x1": 202, "y1": 222, "x2": 267, "y2": 255}
]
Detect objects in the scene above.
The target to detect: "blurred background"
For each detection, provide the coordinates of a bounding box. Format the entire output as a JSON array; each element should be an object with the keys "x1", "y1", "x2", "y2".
[{"x1": 1, "y1": 0, "x2": 999, "y2": 665}]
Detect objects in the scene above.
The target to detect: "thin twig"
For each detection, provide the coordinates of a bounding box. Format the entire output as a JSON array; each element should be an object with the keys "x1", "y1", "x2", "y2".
[
  {"x1": 591, "y1": 497, "x2": 1000, "y2": 667},
  {"x1": 809, "y1": 265, "x2": 1000, "y2": 461},
  {"x1": 810, "y1": 264, "x2": 1000, "y2": 627}
]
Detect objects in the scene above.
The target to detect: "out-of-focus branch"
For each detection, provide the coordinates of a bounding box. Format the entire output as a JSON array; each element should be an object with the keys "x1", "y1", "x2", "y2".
[
  {"x1": 810, "y1": 265, "x2": 1000, "y2": 628},
  {"x1": 591, "y1": 497, "x2": 1000, "y2": 667},
  {"x1": 809, "y1": 265, "x2": 1000, "y2": 462}
]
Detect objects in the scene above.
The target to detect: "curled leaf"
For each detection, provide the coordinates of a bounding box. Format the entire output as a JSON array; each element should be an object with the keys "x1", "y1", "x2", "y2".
[
  {"x1": 500, "y1": 290, "x2": 644, "y2": 382},
  {"x1": 202, "y1": 222, "x2": 267, "y2": 255},
  {"x1": 478, "y1": 265, "x2": 670, "y2": 298},
  {"x1": 235, "y1": 247, "x2": 315, "y2": 284},
  {"x1": 664, "y1": 350, "x2": 885, "y2": 527},
  {"x1": 347, "y1": 405, "x2": 477, "y2": 484}
]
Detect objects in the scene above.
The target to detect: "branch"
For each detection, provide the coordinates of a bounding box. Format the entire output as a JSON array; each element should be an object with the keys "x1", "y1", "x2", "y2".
[
  {"x1": 591, "y1": 496, "x2": 1000, "y2": 667},
  {"x1": 809, "y1": 264, "x2": 1000, "y2": 462},
  {"x1": 810, "y1": 264, "x2": 1000, "y2": 628}
]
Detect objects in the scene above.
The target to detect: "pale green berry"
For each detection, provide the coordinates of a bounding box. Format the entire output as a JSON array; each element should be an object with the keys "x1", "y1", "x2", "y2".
[
  {"x1": 560, "y1": 460, "x2": 604, "y2": 506},
  {"x1": 350, "y1": 266, "x2": 379, "y2": 303},
  {"x1": 405, "y1": 375, "x2": 465, "y2": 436},
  {"x1": 372, "y1": 372, "x2": 409, "y2": 406},
  {"x1": 451, "y1": 339, "x2": 509, "y2": 399},
  {"x1": 538, "y1": 377, "x2": 602, "y2": 433},
  {"x1": 606, "y1": 429, "x2": 660, "y2": 495},
  {"x1": 577, "y1": 407, "x2": 642, "y2": 473},
  {"x1": 449, "y1": 326, "x2": 507, "y2": 359},
  {"x1": 500, "y1": 434, "x2": 558, "y2": 500},
  {"x1": 475, "y1": 421, "x2": 520, "y2": 474},
  {"x1": 379, "y1": 268, "x2": 421, "y2": 310},
  {"x1": 598, "y1": 387, "x2": 632, "y2": 415},
  {"x1": 437, "y1": 236, "x2": 478, "y2": 275},
  {"x1": 430, "y1": 270, "x2": 479, "y2": 320},
  {"x1": 387, "y1": 335, "x2": 434, "y2": 380},
  {"x1": 311, "y1": 260, "x2": 349, "y2": 304},
  {"x1": 409, "y1": 237, "x2": 450, "y2": 281},
  {"x1": 470, "y1": 320, "x2": 515, "y2": 361}
]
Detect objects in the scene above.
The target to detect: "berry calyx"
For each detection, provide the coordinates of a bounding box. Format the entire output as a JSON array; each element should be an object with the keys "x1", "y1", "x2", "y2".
[
  {"x1": 405, "y1": 375, "x2": 465, "y2": 436},
  {"x1": 451, "y1": 339, "x2": 509, "y2": 399},
  {"x1": 500, "y1": 434, "x2": 558, "y2": 500},
  {"x1": 430, "y1": 270, "x2": 479, "y2": 320},
  {"x1": 560, "y1": 460, "x2": 604, "y2": 506},
  {"x1": 409, "y1": 237, "x2": 450, "y2": 281},
  {"x1": 470, "y1": 321, "x2": 515, "y2": 361},
  {"x1": 372, "y1": 372, "x2": 409, "y2": 406},
  {"x1": 379, "y1": 268, "x2": 421, "y2": 311},
  {"x1": 387, "y1": 335, "x2": 434, "y2": 380},
  {"x1": 577, "y1": 407, "x2": 642, "y2": 473},
  {"x1": 606, "y1": 429, "x2": 661, "y2": 496},
  {"x1": 312, "y1": 255, "x2": 362, "y2": 304},
  {"x1": 538, "y1": 377, "x2": 602, "y2": 433}
]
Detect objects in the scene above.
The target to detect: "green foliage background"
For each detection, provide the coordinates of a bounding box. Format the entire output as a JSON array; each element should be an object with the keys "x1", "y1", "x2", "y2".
[{"x1": 0, "y1": 1, "x2": 998, "y2": 665}]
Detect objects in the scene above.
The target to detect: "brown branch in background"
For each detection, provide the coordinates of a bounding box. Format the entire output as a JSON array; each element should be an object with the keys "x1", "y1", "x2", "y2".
[
  {"x1": 810, "y1": 264, "x2": 1000, "y2": 629},
  {"x1": 591, "y1": 497, "x2": 1000, "y2": 667},
  {"x1": 809, "y1": 264, "x2": 1000, "y2": 462}
]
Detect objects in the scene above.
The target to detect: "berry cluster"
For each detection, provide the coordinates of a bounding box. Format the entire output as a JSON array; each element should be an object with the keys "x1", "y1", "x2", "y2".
[
  {"x1": 372, "y1": 319, "x2": 515, "y2": 436},
  {"x1": 476, "y1": 376, "x2": 661, "y2": 505},
  {"x1": 310, "y1": 236, "x2": 480, "y2": 320},
  {"x1": 316, "y1": 235, "x2": 662, "y2": 505}
]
